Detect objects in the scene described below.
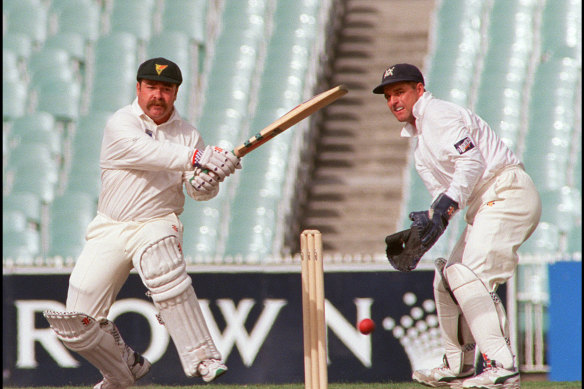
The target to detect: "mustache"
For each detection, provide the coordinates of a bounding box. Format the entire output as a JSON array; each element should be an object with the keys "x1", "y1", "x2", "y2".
[{"x1": 147, "y1": 100, "x2": 167, "y2": 110}]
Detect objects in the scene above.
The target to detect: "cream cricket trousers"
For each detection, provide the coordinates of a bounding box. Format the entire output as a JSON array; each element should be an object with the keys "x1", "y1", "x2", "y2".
[
  {"x1": 448, "y1": 165, "x2": 542, "y2": 292},
  {"x1": 66, "y1": 212, "x2": 184, "y2": 321}
]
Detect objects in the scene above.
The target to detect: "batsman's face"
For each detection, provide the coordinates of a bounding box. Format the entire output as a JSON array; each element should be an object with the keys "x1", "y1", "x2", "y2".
[
  {"x1": 137, "y1": 80, "x2": 179, "y2": 124},
  {"x1": 383, "y1": 82, "x2": 424, "y2": 125}
]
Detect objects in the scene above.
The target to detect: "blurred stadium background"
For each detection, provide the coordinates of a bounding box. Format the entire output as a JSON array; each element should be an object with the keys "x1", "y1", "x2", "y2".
[{"x1": 3, "y1": 0, "x2": 581, "y2": 382}]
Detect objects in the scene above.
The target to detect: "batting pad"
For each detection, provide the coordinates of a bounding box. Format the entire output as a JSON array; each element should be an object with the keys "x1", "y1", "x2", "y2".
[
  {"x1": 444, "y1": 264, "x2": 516, "y2": 369},
  {"x1": 43, "y1": 311, "x2": 134, "y2": 385},
  {"x1": 433, "y1": 262, "x2": 476, "y2": 374},
  {"x1": 138, "y1": 236, "x2": 221, "y2": 376}
]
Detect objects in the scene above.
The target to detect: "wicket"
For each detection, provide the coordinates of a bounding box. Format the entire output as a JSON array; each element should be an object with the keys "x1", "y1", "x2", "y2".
[{"x1": 300, "y1": 229, "x2": 327, "y2": 389}]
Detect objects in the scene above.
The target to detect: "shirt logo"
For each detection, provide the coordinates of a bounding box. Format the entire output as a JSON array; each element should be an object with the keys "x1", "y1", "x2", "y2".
[
  {"x1": 454, "y1": 136, "x2": 475, "y2": 154},
  {"x1": 155, "y1": 64, "x2": 168, "y2": 75},
  {"x1": 384, "y1": 66, "x2": 395, "y2": 78},
  {"x1": 145, "y1": 129, "x2": 153, "y2": 137}
]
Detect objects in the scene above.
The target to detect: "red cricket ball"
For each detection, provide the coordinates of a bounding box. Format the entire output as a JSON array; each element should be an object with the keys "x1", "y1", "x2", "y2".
[{"x1": 358, "y1": 318, "x2": 375, "y2": 335}]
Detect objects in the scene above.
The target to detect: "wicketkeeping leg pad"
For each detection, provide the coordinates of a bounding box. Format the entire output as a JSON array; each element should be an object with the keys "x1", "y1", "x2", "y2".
[
  {"x1": 433, "y1": 259, "x2": 476, "y2": 373},
  {"x1": 43, "y1": 311, "x2": 134, "y2": 386},
  {"x1": 137, "y1": 236, "x2": 221, "y2": 377},
  {"x1": 444, "y1": 263, "x2": 515, "y2": 369}
]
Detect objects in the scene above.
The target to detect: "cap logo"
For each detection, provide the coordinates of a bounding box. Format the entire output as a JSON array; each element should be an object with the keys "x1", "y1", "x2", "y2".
[
  {"x1": 384, "y1": 66, "x2": 395, "y2": 78},
  {"x1": 155, "y1": 64, "x2": 168, "y2": 75}
]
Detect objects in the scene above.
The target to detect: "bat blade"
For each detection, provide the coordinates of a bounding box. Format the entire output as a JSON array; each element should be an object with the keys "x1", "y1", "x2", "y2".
[{"x1": 233, "y1": 85, "x2": 348, "y2": 157}]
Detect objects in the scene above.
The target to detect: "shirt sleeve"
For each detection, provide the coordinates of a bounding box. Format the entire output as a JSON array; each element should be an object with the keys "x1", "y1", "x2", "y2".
[{"x1": 100, "y1": 110, "x2": 194, "y2": 171}]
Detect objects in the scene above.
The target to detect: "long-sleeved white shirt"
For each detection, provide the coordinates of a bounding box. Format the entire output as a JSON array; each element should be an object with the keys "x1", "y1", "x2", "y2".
[
  {"x1": 98, "y1": 98, "x2": 204, "y2": 221},
  {"x1": 401, "y1": 91, "x2": 522, "y2": 209}
]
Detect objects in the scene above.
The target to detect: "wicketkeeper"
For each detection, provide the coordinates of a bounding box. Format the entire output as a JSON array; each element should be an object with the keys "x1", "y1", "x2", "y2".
[
  {"x1": 43, "y1": 57, "x2": 241, "y2": 388},
  {"x1": 376, "y1": 64, "x2": 541, "y2": 389}
]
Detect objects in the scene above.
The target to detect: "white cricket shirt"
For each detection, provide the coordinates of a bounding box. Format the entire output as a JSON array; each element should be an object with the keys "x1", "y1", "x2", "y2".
[
  {"x1": 98, "y1": 98, "x2": 204, "y2": 221},
  {"x1": 401, "y1": 92, "x2": 522, "y2": 209}
]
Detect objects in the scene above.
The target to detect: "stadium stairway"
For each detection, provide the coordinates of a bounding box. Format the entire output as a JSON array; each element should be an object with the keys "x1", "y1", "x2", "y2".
[{"x1": 297, "y1": 0, "x2": 434, "y2": 254}]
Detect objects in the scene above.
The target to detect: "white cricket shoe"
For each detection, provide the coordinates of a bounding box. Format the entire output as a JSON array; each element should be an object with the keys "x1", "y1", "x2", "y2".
[
  {"x1": 197, "y1": 359, "x2": 228, "y2": 382},
  {"x1": 461, "y1": 359, "x2": 520, "y2": 388},
  {"x1": 413, "y1": 356, "x2": 474, "y2": 388}
]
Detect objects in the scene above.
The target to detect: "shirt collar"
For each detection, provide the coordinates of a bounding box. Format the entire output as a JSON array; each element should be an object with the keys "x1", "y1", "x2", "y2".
[{"x1": 400, "y1": 91, "x2": 433, "y2": 137}]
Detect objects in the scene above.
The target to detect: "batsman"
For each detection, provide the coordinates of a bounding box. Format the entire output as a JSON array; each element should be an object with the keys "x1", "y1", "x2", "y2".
[
  {"x1": 376, "y1": 64, "x2": 541, "y2": 388},
  {"x1": 43, "y1": 58, "x2": 241, "y2": 388}
]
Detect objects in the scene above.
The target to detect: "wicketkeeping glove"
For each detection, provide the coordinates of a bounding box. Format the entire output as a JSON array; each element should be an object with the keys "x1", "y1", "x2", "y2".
[
  {"x1": 409, "y1": 193, "x2": 458, "y2": 249},
  {"x1": 385, "y1": 226, "x2": 427, "y2": 272},
  {"x1": 192, "y1": 145, "x2": 241, "y2": 181}
]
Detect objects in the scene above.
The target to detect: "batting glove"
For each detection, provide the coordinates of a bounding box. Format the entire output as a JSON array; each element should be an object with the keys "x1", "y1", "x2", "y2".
[
  {"x1": 192, "y1": 145, "x2": 241, "y2": 181},
  {"x1": 409, "y1": 193, "x2": 458, "y2": 248}
]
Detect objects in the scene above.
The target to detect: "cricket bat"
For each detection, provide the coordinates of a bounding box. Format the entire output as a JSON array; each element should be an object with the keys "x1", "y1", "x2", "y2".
[{"x1": 233, "y1": 84, "x2": 348, "y2": 157}]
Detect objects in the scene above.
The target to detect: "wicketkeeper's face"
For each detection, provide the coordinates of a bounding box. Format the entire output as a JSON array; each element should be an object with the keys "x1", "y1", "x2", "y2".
[
  {"x1": 137, "y1": 79, "x2": 179, "y2": 124},
  {"x1": 383, "y1": 82, "x2": 424, "y2": 125}
]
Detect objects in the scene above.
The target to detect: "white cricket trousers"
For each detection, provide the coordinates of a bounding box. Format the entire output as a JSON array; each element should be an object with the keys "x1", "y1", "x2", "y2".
[
  {"x1": 66, "y1": 212, "x2": 184, "y2": 321},
  {"x1": 448, "y1": 165, "x2": 542, "y2": 291}
]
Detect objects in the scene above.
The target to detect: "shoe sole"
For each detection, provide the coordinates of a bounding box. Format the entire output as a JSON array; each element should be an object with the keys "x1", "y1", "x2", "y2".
[{"x1": 202, "y1": 367, "x2": 227, "y2": 383}]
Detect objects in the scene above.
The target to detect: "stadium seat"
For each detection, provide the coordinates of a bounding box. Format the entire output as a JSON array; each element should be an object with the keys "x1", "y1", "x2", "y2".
[
  {"x1": 94, "y1": 32, "x2": 138, "y2": 73},
  {"x1": 180, "y1": 198, "x2": 225, "y2": 259},
  {"x1": 10, "y1": 171, "x2": 56, "y2": 204},
  {"x1": 540, "y1": 0, "x2": 581, "y2": 61},
  {"x1": 4, "y1": 0, "x2": 48, "y2": 45},
  {"x1": 43, "y1": 32, "x2": 87, "y2": 64},
  {"x1": 539, "y1": 187, "x2": 582, "y2": 234},
  {"x1": 3, "y1": 79, "x2": 28, "y2": 121},
  {"x1": 3, "y1": 191, "x2": 42, "y2": 228},
  {"x1": 9, "y1": 112, "x2": 62, "y2": 159},
  {"x1": 3, "y1": 210, "x2": 28, "y2": 233},
  {"x1": 4, "y1": 49, "x2": 21, "y2": 83},
  {"x1": 73, "y1": 111, "x2": 112, "y2": 148},
  {"x1": 2, "y1": 32, "x2": 33, "y2": 61},
  {"x1": 518, "y1": 222, "x2": 561, "y2": 255},
  {"x1": 36, "y1": 80, "x2": 82, "y2": 122},
  {"x1": 50, "y1": 0, "x2": 101, "y2": 42},
  {"x1": 161, "y1": 0, "x2": 207, "y2": 44},
  {"x1": 3, "y1": 230, "x2": 41, "y2": 263},
  {"x1": 110, "y1": 0, "x2": 155, "y2": 43},
  {"x1": 47, "y1": 191, "x2": 96, "y2": 258},
  {"x1": 7, "y1": 143, "x2": 59, "y2": 180},
  {"x1": 565, "y1": 225, "x2": 582, "y2": 253},
  {"x1": 28, "y1": 48, "x2": 77, "y2": 90}
]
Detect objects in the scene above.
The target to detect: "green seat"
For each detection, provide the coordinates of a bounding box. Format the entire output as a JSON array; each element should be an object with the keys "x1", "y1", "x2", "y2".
[
  {"x1": 518, "y1": 222, "x2": 561, "y2": 255},
  {"x1": 540, "y1": 0, "x2": 581, "y2": 60},
  {"x1": 43, "y1": 32, "x2": 87, "y2": 63},
  {"x1": 110, "y1": 0, "x2": 155, "y2": 42},
  {"x1": 2, "y1": 79, "x2": 27, "y2": 120},
  {"x1": 10, "y1": 172, "x2": 56, "y2": 204},
  {"x1": 3, "y1": 230, "x2": 41, "y2": 263},
  {"x1": 3, "y1": 32, "x2": 33, "y2": 60},
  {"x1": 3, "y1": 210, "x2": 28, "y2": 233},
  {"x1": 51, "y1": 0, "x2": 101, "y2": 42},
  {"x1": 94, "y1": 33, "x2": 138, "y2": 72},
  {"x1": 5, "y1": 0, "x2": 48, "y2": 45},
  {"x1": 47, "y1": 191, "x2": 96, "y2": 258},
  {"x1": 566, "y1": 225, "x2": 582, "y2": 253},
  {"x1": 3, "y1": 191, "x2": 42, "y2": 227},
  {"x1": 161, "y1": 0, "x2": 207, "y2": 43},
  {"x1": 539, "y1": 187, "x2": 581, "y2": 234},
  {"x1": 64, "y1": 165, "x2": 101, "y2": 199},
  {"x1": 180, "y1": 198, "x2": 225, "y2": 259},
  {"x1": 36, "y1": 80, "x2": 81, "y2": 122},
  {"x1": 7, "y1": 143, "x2": 59, "y2": 185},
  {"x1": 4, "y1": 49, "x2": 20, "y2": 82},
  {"x1": 10, "y1": 112, "x2": 61, "y2": 158}
]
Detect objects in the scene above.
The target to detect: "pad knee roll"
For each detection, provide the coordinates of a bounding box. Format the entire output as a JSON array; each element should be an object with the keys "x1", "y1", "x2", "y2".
[{"x1": 138, "y1": 235, "x2": 192, "y2": 303}]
